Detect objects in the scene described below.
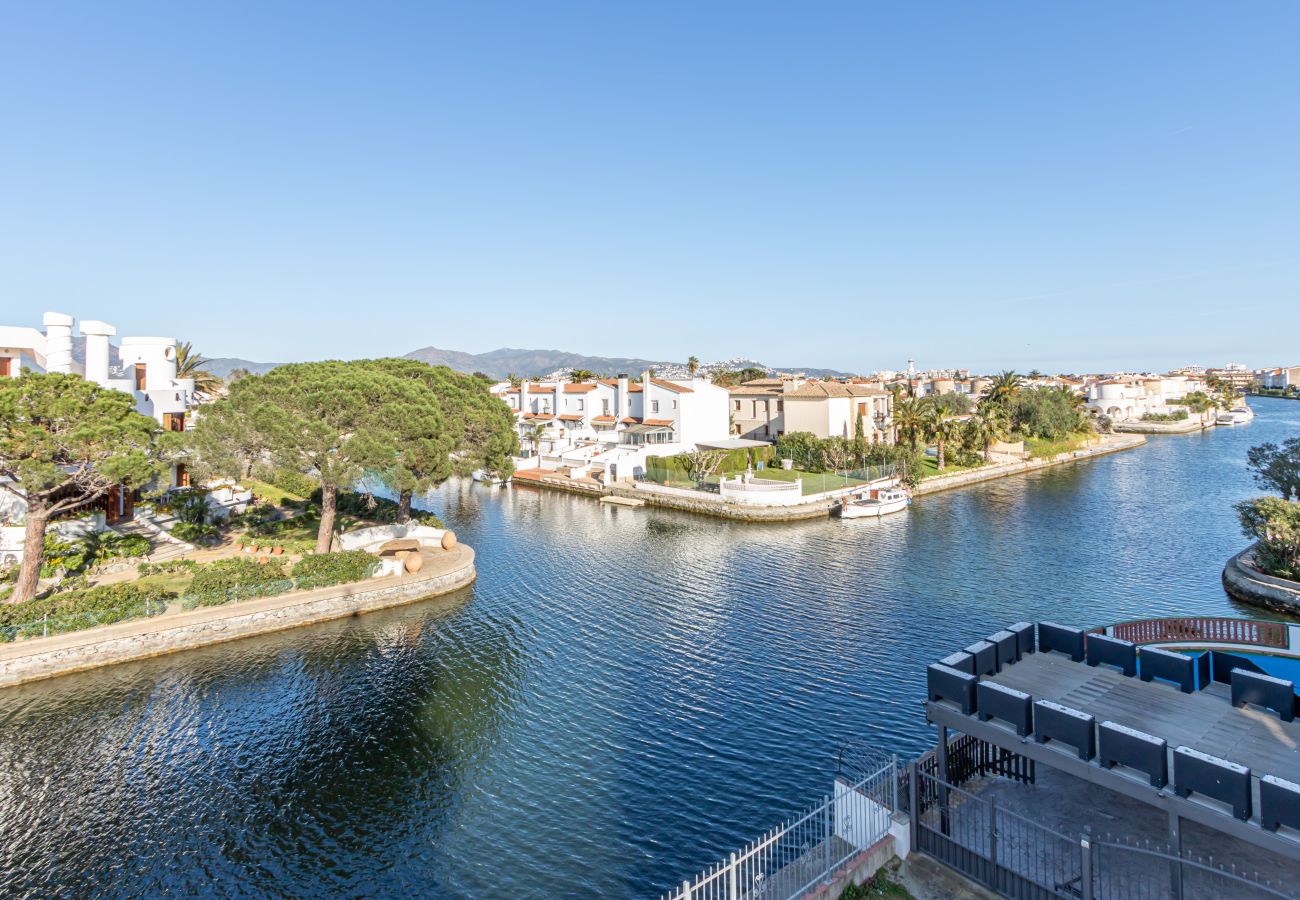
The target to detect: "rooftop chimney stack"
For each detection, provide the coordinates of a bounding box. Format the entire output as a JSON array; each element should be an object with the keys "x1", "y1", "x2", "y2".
[
  {"x1": 42, "y1": 312, "x2": 75, "y2": 374},
  {"x1": 617, "y1": 374, "x2": 629, "y2": 419},
  {"x1": 79, "y1": 320, "x2": 117, "y2": 386}
]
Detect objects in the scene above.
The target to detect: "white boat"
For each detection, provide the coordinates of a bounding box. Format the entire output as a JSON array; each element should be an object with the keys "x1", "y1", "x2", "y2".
[
  {"x1": 472, "y1": 469, "x2": 510, "y2": 486},
  {"x1": 837, "y1": 487, "x2": 911, "y2": 519},
  {"x1": 1216, "y1": 406, "x2": 1254, "y2": 426}
]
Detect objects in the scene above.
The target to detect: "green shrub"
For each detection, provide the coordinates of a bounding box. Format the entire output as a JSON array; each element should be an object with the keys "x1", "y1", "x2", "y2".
[
  {"x1": 0, "y1": 582, "x2": 176, "y2": 641},
  {"x1": 95, "y1": 531, "x2": 151, "y2": 559},
  {"x1": 292, "y1": 551, "x2": 379, "y2": 589},
  {"x1": 184, "y1": 557, "x2": 292, "y2": 607},
  {"x1": 263, "y1": 467, "x2": 319, "y2": 500},
  {"x1": 138, "y1": 559, "x2": 199, "y2": 577},
  {"x1": 1140, "y1": 410, "x2": 1189, "y2": 423},
  {"x1": 170, "y1": 491, "x2": 211, "y2": 526},
  {"x1": 172, "y1": 521, "x2": 218, "y2": 542}
]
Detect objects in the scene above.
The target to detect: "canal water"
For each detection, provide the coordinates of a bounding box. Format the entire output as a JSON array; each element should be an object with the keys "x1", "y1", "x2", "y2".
[{"x1": 1, "y1": 398, "x2": 1297, "y2": 897}]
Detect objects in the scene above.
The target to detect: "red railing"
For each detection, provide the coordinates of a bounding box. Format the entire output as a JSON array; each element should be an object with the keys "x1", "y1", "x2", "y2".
[{"x1": 1110, "y1": 616, "x2": 1289, "y2": 649}]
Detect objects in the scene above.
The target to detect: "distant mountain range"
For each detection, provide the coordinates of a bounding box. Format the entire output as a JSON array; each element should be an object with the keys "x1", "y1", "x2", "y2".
[
  {"x1": 201, "y1": 348, "x2": 853, "y2": 381},
  {"x1": 202, "y1": 358, "x2": 289, "y2": 379}
]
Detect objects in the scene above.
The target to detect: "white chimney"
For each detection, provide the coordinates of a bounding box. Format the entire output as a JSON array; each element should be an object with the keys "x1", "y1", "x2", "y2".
[
  {"x1": 42, "y1": 312, "x2": 75, "y2": 374},
  {"x1": 520, "y1": 380, "x2": 530, "y2": 414},
  {"x1": 79, "y1": 320, "x2": 117, "y2": 386},
  {"x1": 617, "y1": 374, "x2": 629, "y2": 419},
  {"x1": 555, "y1": 383, "x2": 564, "y2": 416},
  {"x1": 641, "y1": 370, "x2": 652, "y2": 419}
]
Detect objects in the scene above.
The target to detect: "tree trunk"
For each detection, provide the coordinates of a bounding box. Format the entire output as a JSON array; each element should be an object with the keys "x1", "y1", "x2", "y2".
[
  {"x1": 11, "y1": 506, "x2": 49, "y2": 604},
  {"x1": 984, "y1": 440, "x2": 993, "y2": 463},
  {"x1": 937, "y1": 439, "x2": 946, "y2": 471},
  {"x1": 397, "y1": 489, "x2": 413, "y2": 523},
  {"x1": 316, "y1": 482, "x2": 337, "y2": 555}
]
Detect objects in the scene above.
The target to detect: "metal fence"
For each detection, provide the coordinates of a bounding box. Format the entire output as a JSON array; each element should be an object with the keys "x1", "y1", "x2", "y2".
[
  {"x1": 662, "y1": 752, "x2": 898, "y2": 900},
  {"x1": 0, "y1": 598, "x2": 170, "y2": 643},
  {"x1": 912, "y1": 764, "x2": 1297, "y2": 899}
]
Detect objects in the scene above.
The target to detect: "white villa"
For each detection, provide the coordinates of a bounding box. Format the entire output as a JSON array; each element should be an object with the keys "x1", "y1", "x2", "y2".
[
  {"x1": 1084, "y1": 374, "x2": 1210, "y2": 422},
  {"x1": 1, "y1": 312, "x2": 195, "y2": 430},
  {"x1": 496, "y1": 372, "x2": 731, "y2": 481},
  {"x1": 1, "y1": 312, "x2": 198, "y2": 564}
]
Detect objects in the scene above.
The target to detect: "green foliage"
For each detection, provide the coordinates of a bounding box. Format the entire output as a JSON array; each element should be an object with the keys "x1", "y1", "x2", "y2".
[
  {"x1": 306, "y1": 488, "x2": 446, "y2": 528},
  {"x1": 185, "y1": 557, "x2": 292, "y2": 607},
  {"x1": 1246, "y1": 438, "x2": 1300, "y2": 501},
  {"x1": 931, "y1": 392, "x2": 972, "y2": 415},
  {"x1": 0, "y1": 582, "x2": 175, "y2": 641},
  {"x1": 352, "y1": 358, "x2": 519, "y2": 492},
  {"x1": 138, "y1": 559, "x2": 199, "y2": 577},
  {"x1": 711, "y1": 367, "x2": 769, "y2": 387},
  {"x1": 170, "y1": 491, "x2": 211, "y2": 525},
  {"x1": 291, "y1": 550, "x2": 379, "y2": 589},
  {"x1": 1237, "y1": 496, "x2": 1300, "y2": 581},
  {"x1": 1140, "y1": 410, "x2": 1189, "y2": 422},
  {"x1": 260, "y1": 466, "x2": 319, "y2": 500},
  {"x1": 37, "y1": 530, "x2": 152, "y2": 577},
  {"x1": 171, "y1": 521, "x2": 218, "y2": 542},
  {"x1": 775, "y1": 432, "x2": 828, "y2": 469},
  {"x1": 39, "y1": 536, "x2": 90, "y2": 577},
  {"x1": 0, "y1": 372, "x2": 173, "y2": 601},
  {"x1": 1007, "y1": 386, "x2": 1088, "y2": 439}
]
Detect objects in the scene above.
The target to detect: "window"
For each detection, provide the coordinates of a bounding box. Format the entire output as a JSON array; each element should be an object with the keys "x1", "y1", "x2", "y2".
[
  {"x1": 671, "y1": 400, "x2": 677, "y2": 409},
  {"x1": 134, "y1": 363, "x2": 146, "y2": 391},
  {"x1": 163, "y1": 412, "x2": 186, "y2": 432},
  {"x1": 603, "y1": 399, "x2": 611, "y2": 415},
  {"x1": 734, "y1": 400, "x2": 741, "y2": 411},
  {"x1": 777, "y1": 400, "x2": 784, "y2": 412},
  {"x1": 652, "y1": 400, "x2": 659, "y2": 413},
  {"x1": 0, "y1": 358, "x2": 10, "y2": 377},
  {"x1": 577, "y1": 399, "x2": 584, "y2": 411}
]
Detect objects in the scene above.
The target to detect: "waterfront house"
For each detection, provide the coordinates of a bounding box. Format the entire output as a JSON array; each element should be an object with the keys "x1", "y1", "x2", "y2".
[
  {"x1": 499, "y1": 371, "x2": 731, "y2": 480},
  {"x1": 726, "y1": 379, "x2": 787, "y2": 440},
  {"x1": 780, "y1": 380, "x2": 895, "y2": 443}
]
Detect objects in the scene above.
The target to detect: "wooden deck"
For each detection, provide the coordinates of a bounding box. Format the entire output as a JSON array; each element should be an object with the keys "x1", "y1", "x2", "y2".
[{"x1": 987, "y1": 650, "x2": 1300, "y2": 779}]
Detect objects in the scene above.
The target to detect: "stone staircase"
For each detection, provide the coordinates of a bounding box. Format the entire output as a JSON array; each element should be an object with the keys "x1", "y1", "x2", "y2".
[{"x1": 111, "y1": 516, "x2": 194, "y2": 562}]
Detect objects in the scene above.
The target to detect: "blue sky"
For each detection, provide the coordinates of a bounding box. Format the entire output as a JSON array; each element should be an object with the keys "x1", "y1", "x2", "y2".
[{"x1": 2, "y1": 2, "x2": 1297, "y2": 373}]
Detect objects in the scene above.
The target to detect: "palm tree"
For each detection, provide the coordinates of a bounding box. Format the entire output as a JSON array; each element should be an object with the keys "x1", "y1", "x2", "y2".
[
  {"x1": 525, "y1": 424, "x2": 547, "y2": 457},
  {"x1": 932, "y1": 416, "x2": 963, "y2": 471},
  {"x1": 569, "y1": 369, "x2": 596, "y2": 384},
  {"x1": 687, "y1": 355, "x2": 700, "y2": 377},
  {"x1": 983, "y1": 370, "x2": 1022, "y2": 411},
  {"x1": 892, "y1": 397, "x2": 930, "y2": 452},
  {"x1": 1027, "y1": 369, "x2": 1044, "y2": 380},
  {"x1": 507, "y1": 373, "x2": 523, "y2": 388},
  {"x1": 966, "y1": 409, "x2": 1007, "y2": 463},
  {"x1": 175, "y1": 341, "x2": 221, "y2": 396}
]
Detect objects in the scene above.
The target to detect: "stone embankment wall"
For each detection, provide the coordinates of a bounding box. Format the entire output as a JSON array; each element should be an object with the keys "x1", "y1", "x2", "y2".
[
  {"x1": 914, "y1": 435, "x2": 1146, "y2": 497},
  {"x1": 1222, "y1": 545, "x2": 1300, "y2": 613},
  {"x1": 0, "y1": 545, "x2": 476, "y2": 688},
  {"x1": 1113, "y1": 418, "x2": 1213, "y2": 434}
]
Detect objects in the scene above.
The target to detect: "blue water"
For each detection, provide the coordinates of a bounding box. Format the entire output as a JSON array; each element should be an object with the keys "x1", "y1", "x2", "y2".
[{"x1": 0, "y1": 398, "x2": 1296, "y2": 897}]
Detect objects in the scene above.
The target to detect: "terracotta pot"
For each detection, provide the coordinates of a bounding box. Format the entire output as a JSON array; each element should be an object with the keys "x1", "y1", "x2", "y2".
[
  {"x1": 441, "y1": 531, "x2": 458, "y2": 551},
  {"x1": 404, "y1": 552, "x2": 424, "y2": 574},
  {"x1": 271, "y1": 546, "x2": 283, "y2": 556}
]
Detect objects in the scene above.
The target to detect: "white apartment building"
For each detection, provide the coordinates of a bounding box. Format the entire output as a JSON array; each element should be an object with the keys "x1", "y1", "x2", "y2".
[{"x1": 497, "y1": 371, "x2": 731, "y2": 479}]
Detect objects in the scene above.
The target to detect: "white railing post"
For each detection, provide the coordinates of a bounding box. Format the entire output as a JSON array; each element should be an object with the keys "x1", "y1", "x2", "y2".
[
  {"x1": 728, "y1": 852, "x2": 737, "y2": 900},
  {"x1": 681, "y1": 880, "x2": 691, "y2": 900}
]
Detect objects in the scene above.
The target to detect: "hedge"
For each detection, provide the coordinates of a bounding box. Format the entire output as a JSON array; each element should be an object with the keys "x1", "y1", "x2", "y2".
[
  {"x1": 291, "y1": 551, "x2": 379, "y2": 590},
  {"x1": 184, "y1": 557, "x2": 293, "y2": 607},
  {"x1": 0, "y1": 582, "x2": 176, "y2": 641}
]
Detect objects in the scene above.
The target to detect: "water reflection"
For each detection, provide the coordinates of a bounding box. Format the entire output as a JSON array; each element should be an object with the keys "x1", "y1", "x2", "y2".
[{"x1": 0, "y1": 399, "x2": 1296, "y2": 897}]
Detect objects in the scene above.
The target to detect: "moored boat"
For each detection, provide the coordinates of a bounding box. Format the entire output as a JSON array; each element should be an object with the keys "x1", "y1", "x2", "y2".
[{"x1": 837, "y1": 486, "x2": 910, "y2": 519}]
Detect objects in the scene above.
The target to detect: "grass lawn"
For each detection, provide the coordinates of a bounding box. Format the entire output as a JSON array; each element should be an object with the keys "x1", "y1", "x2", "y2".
[
  {"x1": 1024, "y1": 433, "x2": 1094, "y2": 459},
  {"x1": 243, "y1": 478, "x2": 308, "y2": 506},
  {"x1": 755, "y1": 466, "x2": 871, "y2": 495},
  {"x1": 919, "y1": 456, "x2": 986, "y2": 478},
  {"x1": 133, "y1": 572, "x2": 196, "y2": 595}
]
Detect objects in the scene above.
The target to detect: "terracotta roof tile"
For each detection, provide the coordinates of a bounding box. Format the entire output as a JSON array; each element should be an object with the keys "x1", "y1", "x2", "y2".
[{"x1": 642, "y1": 418, "x2": 675, "y2": 427}]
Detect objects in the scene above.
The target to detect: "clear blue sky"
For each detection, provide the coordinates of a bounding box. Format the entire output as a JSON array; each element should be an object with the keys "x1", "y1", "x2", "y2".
[{"x1": 2, "y1": 2, "x2": 1297, "y2": 373}]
